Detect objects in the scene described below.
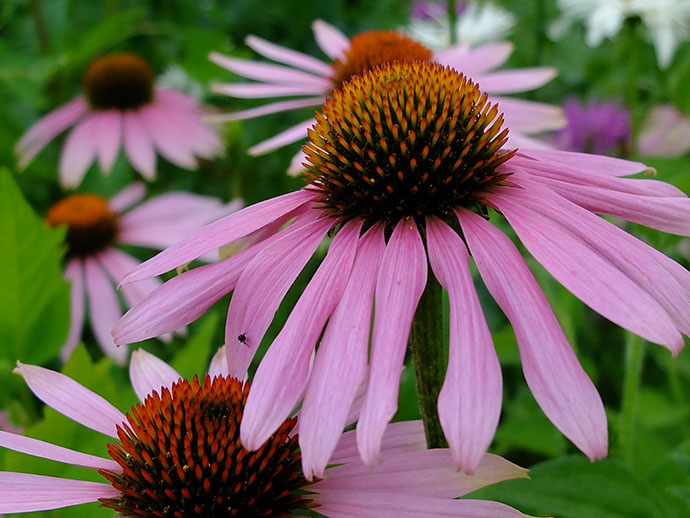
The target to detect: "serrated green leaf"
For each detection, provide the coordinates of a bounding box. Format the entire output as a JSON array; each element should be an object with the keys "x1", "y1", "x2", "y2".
[{"x1": 0, "y1": 168, "x2": 70, "y2": 365}]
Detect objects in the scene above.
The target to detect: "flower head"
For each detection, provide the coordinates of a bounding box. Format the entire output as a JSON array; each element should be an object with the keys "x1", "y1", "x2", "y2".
[
  {"x1": 47, "y1": 183, "x2": 241, "y2": 364},
  {"x1": 209, "y1": 19, "x2": 561, "y2": 174},
  {"x1": 0, "y1": 349, "x2": 531, "y2": 517},
  {"x1": 16, "y1": 53, "x2": 223, "y2": 188},
  {"x1": 116, "y1": 62, "x2": 690, "y2": 476}
]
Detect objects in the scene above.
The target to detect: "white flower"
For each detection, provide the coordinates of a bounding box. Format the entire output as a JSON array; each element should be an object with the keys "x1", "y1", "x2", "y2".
[{"x1": 633, "y1": 0, "x2": 690, "y2": 67}]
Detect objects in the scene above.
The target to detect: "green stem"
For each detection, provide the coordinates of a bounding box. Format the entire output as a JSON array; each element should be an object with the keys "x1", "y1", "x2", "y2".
[
  {"x1": 618, "y1": 332, "x2": 645, "y2": 466},
  {"x1": 447, "y1": 0, "x2": 457, "y2": 45},
  {"x1": 409, "y1": 271, "x2": 448, "y2": 448},
  {"x1": 29, "y1": 0, "x2": 50, "y2": 55}
]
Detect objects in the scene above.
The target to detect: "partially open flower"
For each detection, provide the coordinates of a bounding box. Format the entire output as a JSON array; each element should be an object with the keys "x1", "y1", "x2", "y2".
[{"x1": 16, "y1": 53, "x2": 223, "y2": 188}]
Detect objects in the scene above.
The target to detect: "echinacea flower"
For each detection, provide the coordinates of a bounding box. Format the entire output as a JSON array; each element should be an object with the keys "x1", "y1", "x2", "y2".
[
  {"x1": 0, "y1": 348, "x2": 532, "y2": 517},
  {"x1": 209, "y1": 19, "x2": 562, "y2": 174},
  {"x1": 554, "y1": 97, "x2": 631, "y2": 156},
  {"x1": 16, "y1": 53, "x2": 223, "y2": 188},
  {"x1": 46, "y1": 183, "x2": 241, "y2": 364},
  {"x1": 638, "y1": 105, "x2": 690, "y2": 157},
  {"x1": 115, "y1": 62, "x2": 690, "y2": 477}
]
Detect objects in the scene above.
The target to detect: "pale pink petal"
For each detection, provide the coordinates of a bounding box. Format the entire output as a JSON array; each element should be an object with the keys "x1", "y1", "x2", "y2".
[
  {"x1": 138, "y1": 104, "x2": 197, "y2": 169},
  {"x1": 638, "y1": 105, "x2": 690, "y2": 157},
  {"x1": 123, "y1": 111, "x2": 156, "y2": 180},
  {"x1": 16, "y1": 97, "x2": 88, "y2": 169},
  {"x1": 207, "y1": 97, "x2": 325, "y2": 122},
  {"x1": 0, "y1": 430, "x2": 119, "y2": 470},
  {"x1": 0, "y1": 472, "x2": 118, "y2": 514},
  {"x1": 84, "y1": 256, "x2": 127, "y2": 365},
  {"x1": 248, "y1": 118, "x2": 315, "y2": 155},
  {"x1": 129, "y1": 349, "x2": 182, "y2": 402},
  {"x1": 212, "y1": 82, "x2": 329, "y2": 98},
  {"x1": 246, "y1": 35, "x2": 333, "y2": 76},
  {"x1": 312, "y1": 19, "x2": 350, "y2": 60},
  {"x1": 121, "y1": 189, "x2": 315, "y2": 284},
  {"x1": 241, "y1": 221, "x2": 360, "y2": 451},
  {"x1": 476, "y1": 67, "x2": 556, "y2": 93},
  {"x1": 457, "y1": 208, "x2": 608, "y2": 461},
  {"x1": 108, "y1": 183, "x2": 146, "y2": 213},
  {"x1": 92, "y1": 110, "x2": 122, "y2": 173},
  {"x1": 357, "y1": 219, "x2": 427, "y2": 466},
  {"x1": 506, "y1": 133, "x2": 554, "y2": 150},
  {"x1": 154, "y1": 89, "x2": 199, "y2": 111},
  {"x1": 492, "y1": 96, "x2": 566, "y2": 134},
  {"x1": 97, "y1": 249, "x2": 161, "y2": 311},
  {"x1": 300, "y1": 226, "x2": 386, "y2": 480},
  {"x1": 224, "y1": 214, "x2": 333, "y2": 378},
  {"x1": 61, "y1": 259, "x2": 85, "y2": 363},
  {"x1": 330, "y1": 421, "x2": 427, "y2": 465},
  {"x1": 287, "y1": 148, "x2": 308, "y2": 176},
  {"x1": 13, "y1": 362, "x2": 125, "y2": 438},
  {"x1": 426, "y1": 216, "x2": 502, "y2": 473},
  {"x1": 518, "y1": 148, "x2": 649, "y2": 177},
  {"x1": 208, "y1": 346, "x2": 229, "y2": 378},
  {"x1": 434, "y1": 41, "x2": 513, "y2": 77},
  {"x1": 58, "y1": 115, "x2": 100, "y2": 188}
]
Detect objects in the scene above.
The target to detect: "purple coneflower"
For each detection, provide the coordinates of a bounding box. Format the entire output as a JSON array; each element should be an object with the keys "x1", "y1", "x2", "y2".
[
  {"x1": 16, "y1": 53, "x2": 223, "y2": 188},
  {"x1": 209, "y1": 19, "x2": 562, "y2": 173},
  {"x1": 0, "y1": 349, "x2": 531, "y2": 517},
  {"x1": 47, "y1": 183, "x2": 241, "y2": 364},
  {"x1": 115, "y1": 62, "x2": 690, "y2": 477}
]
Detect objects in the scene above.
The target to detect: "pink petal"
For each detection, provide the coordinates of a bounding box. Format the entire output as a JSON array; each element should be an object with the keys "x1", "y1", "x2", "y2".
[
  {"x1": 492, "y1": 96, "x2": 566, "y2": 134},
  {"x1": 300, "y1": 226, "x2": 386, "y2": 480},
  {"x1": 138, "y1": 104, "x2": 197, "y2": 169},
  {"x1": 208, "y1": 97, "x2": 325, "y2": 122},
  {"x1": 246, "y1": 34, "x2": 333, "y2": 76},
  {"x1": 212, "y1": 82, "x2": 329, "y2": 98},
  {"x1": 123, "y1": 111, "x2": 157, "y2": 179},
  {"x1": 84, "y1": 256, "x2": 127, "y2": 365},
  {"x1": 13, "y1": 362, "x2": 125, "y2": 438},
  {"x1": 61, "y1": 259, "x2": 85, "y2": 363},
  {"x1": 108, "y1": 183, "x2": 146, "y2": 213},
  {"x1": 0, "y1": 430, "x2": 119, "y2": 471},
  {"x1": 129, "y1": 349, "x2": 182, "y2": 402},
  {"x1": 519, "y1": 148, "x2": 649, "y2": 177},
  {"x1": 426, "y1": 216, "x2": 502, "y2": 474},
  {"x1": 330, "y1": 421, "x2": 427, "y2": 465},
  {"x1": 92, "y1": 109, "x2": 122, "y2": 173},
  {"x1": 312, "y1": 19, "x2": 350, "y2": 60},
  {"x1": 357, "y1": 219, "x2": 427, "y2": 466},
  {"x1": 434, "y1": 42, "x2": 513, "y2": 77},
  {"x1": 287, "y1": 148, "x2": 307, "y2": 176},
  {"x1": 0, "y1": 472, "x2": 118, "y2": 514},
  {"x1": 97, "y1": 249, "x2": 161, "y2": 311},
  {"x1": 224, "y1": 214, "x2": 333, "y2": 378},
  {"x1": 208, "y1": 345, "x2": 229, "y2": 379},
  {"x1": 476, "y1": 67, "x2": 556, "y2": 93},
  {"x1": 58, "y1": 114, "x2": 100, "y2": 188},
  {"x1": 457, "y1": 208, "x2": 608, "y2": 461},
  {"x1": 638, "y1": 105, "x2": 690, "y2": 157},
  {"x1": 240, "y1": 221, "x2": 360, "y2": 451},
  {"x1": 248, "y1": 118, "x2": 315, "y2": 155},
  {"x1": 16, "y1": 96, "x2": 88, "y2": 170},
  {"x1": 154, "y1": 88, "x2": 199, "y2": 111},
  {"x1": 121, "y1": 189, "x2": 315, "y2": 284}
]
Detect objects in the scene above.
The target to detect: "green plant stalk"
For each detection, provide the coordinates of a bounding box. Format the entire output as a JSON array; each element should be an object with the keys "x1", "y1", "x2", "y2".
[
  {"x1": 618, "y1": 332, "x2": 645, "y2": 466},
  {"x1": 409, "y1": 271, "x2": 448, "y2": 448},
  {"x1": 447, "y1": 0, "x2": 457, "y2": 45}
]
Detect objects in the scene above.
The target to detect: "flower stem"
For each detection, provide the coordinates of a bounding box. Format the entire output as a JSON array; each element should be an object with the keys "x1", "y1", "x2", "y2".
[
  {"x1": 618, "y1": 332, "x2": 645, "y2": 466},
  {"x1": 447, "y1": 0, "x2": 457, "y2": 45},
  {"x1": 409, "y1": 270, "x2": 448, "y2": 448}
]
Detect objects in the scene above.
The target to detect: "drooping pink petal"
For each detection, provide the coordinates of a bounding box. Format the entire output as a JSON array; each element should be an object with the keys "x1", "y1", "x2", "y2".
[
  {"x1": 638, "y1": 105, "x2": 690, "y2": 157},
  {"x1": 208, "y1": 97, "x2": 325, "y2": 122},
  {"x1": 58, "y1": 114, "x2": 100, "y2": 188},
  {"x1": 492, "y1": 96, "x2": 566, "y2": 134},
  {"x1": 208, "y1": 346, "x2": 229, "y2": 379},
  {"x1": 248, "y1": 118, "x2": 315, "y2": 155},
  {"x1": 357, "y1": 219, "x2": 427, "y2": 466},
  {"x1": 0, "y1": 472, "x2": 118, "y2": 514},
  {"x1": 457, "y1": 208, "x2": 608, "y2": 461},
  {"x1": 312, "y1": 19, "x2": 350, "y2": 60},
  {"x1": 287, "y1": 148, "x2": 307, "y2": 176},
  {"x1": 92, "y1": 109, "x2": 122, "y2": 173},
  {"x1": 154, "y1": 89, "x2": 199, "y2": 111},
  {"x1": 121, "y1": 189, "x2": 315, "y2": 284},
  {"x1": 476, "y1": 67, "x2": 556, "y2": 94},
  {"x1": 330, "y1": 421, "x2": 427, "y2": 465},
  {"x1": 123, "y1": 111, "x2": 157, "y2": 180},
  {"x1": 129, "y1": 349, "x2": 182, "y2": 402},
  {"x1": 241, "y1": 221, "x2": 360, "y2": 451},
  {"x1": 0, "y1": 430, "x2": 119, "y2": 471},
  {"x1": 16, "y1": 96, "x2": 88, "y2": 170},
  {"x1": 224, "y1": 214, "x2": 333, "y2": 378},
  {"x1": 245, "y1": 35, "x2": 333, "y2": 76},
  {"x1": 518, "y1": 148, "x2": 649, "y2": 177},
  {"x1": 300, "y1": 226, "x2": 386, "y2": 481},
  {"x1": 108, "y1": 183, "x2": 146, "y2": 213},
  {"x1": 61, "y1": 259, "x2": 85, "y2": 363},
  {"x1": 212, "y1": 82, "x2": 329, "y2": 98},
  {"x1": 138, "y1": 104, "x2": 197, "y2": 169},
  {"x1": 426, "y1": 216, "x2": 502, "y2": 474},
  {"x1": 97, "y1": 249, "x2": 161, "y2": 312},
  {"x1": 13, "y1": 362, "x2": 125, "y2": 438},
  {"x1": 434, "y1": 41, "x2": 513, "y2": 77},
  {"x1": 84, "y1": 256, "x2": 127, "y2": 365}
]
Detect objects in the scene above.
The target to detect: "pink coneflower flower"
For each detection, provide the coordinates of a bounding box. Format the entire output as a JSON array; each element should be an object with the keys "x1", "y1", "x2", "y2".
[
  {"x1": 0, "y1": 348, "x2": 531, "y2": 517},
  {"x1": 46, "y1": 183, "x2": 241, "y2": 364},
  {"x1": 115, "y1": 62, "x2": 690, "y2": 477},
  {"x1": 16, "y1": 53, "x2": 223, "y2": 188},
  {"x1": 209, "y1": 19, "x2": 562, "y2": 173},
  {"x1": 638, "y1": 105, "x2": 690, "y2": 157}
]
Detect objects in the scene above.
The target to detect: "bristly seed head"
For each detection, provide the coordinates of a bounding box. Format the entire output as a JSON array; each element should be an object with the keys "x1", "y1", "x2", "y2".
[
  {"x1": 100, "y1": 375, "x2": 312, "y2": 517},
  {"x1": 303, "y1": 62, "x2": 515, "y2": 228},
  {"x1": 46, "y1": 194, "x2": 119, "y2": 257},
  {"x1": 83, "y1": 53, "x2": 154, "y2": 110},
  {"x1": 331, "y1": 30, "x2": 433, "y2": 89}
]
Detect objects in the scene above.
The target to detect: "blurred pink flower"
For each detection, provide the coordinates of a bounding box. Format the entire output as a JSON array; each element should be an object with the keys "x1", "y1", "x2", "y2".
[
  {"x1": 638, "y1": 105, "x2": 690, "y2": 157},
  {"x1": 209, "y1": 19, "x2": 562, "y2": 174},
  {"x1": 16, "y1": 53, "x2": 223, "y2": 188},
  {"x1": 46, "y1": 183, "x2": 241, "y2": 364},
  {"x1": 0, "y1": 349, "x2": 531, "y2": 517},
  {"x1": 115, "y1": 63, "x2": 690, "y2": 475}
]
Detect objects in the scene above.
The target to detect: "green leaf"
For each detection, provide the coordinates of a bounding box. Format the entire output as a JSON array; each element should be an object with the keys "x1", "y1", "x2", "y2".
[{"x1": 0, "y1": 168, "x2": 70, "y2": 365}]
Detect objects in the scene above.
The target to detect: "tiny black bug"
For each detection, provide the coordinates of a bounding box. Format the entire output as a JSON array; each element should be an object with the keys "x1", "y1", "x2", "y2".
[{"x1": 237, "y1": 333, "x2": 248, "y2": 346}]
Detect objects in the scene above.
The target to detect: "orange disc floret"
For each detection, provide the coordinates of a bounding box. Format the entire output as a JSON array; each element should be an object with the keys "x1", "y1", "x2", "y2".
[{"x1": 83, "y1": 53, "x2": 154, "y2": 110}]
